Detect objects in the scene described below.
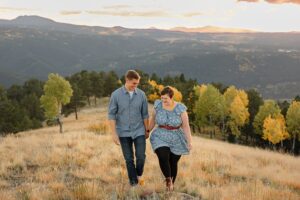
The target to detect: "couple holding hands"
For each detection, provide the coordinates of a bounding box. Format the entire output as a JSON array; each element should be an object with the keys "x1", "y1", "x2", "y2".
[{"x1": 108, "y1": 70, "x2": 192, "y2": 191}]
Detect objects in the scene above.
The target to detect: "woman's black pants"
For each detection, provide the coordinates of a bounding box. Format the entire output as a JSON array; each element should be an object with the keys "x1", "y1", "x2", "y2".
[{"x1": 155, "y1": 146, "x2": 181, "y2": 183}]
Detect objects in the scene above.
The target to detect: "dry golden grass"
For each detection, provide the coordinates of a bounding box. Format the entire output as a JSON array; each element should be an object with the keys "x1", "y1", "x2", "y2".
[
  {"x1": 0, "y1": 97, "x2": 299, "y2": 200},
  {"x1": 87, "y1": 121, "x2": 110, "y2": 136}
]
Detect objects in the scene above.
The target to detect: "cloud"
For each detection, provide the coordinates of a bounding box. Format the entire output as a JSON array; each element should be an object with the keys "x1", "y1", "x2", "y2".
[
  {"x1": 238, "y1": 0, "x2": 259, "y2": 2},
  {"x1": 86, "y1": 10, "x2": 170, "y2": 17},
  {"x1": 238, "y1": 0, "x2": 300, "y2": 5},
  {"x1": 0, "y1": 6, "x2": 31, "y2": 12},
  {"x1": 86, "y1": 10, "x2": 204, "y2": 18},
  {"x1": 103, "y1": 5, "x2": 131, "y2": 9},
  {"x1": 183, "y1": 12, "x2": 203, "y2": 17},
  {"x1": 60, "y1": 10, "x2": 82, "y2": 15}
]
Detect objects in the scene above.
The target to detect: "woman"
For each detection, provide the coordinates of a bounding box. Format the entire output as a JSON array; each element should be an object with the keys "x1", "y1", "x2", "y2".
[{"x1": 149, "y1": 86, "x2": 192, "y2": 191}]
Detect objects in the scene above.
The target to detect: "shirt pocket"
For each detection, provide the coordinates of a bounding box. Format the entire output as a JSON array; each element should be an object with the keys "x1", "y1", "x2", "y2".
[
  {"x1": 131, "y1": 98, "x2": 144, "y2": 121},
  {"x1": 117, "y1": 99, "x2": 129, "y2": 115}
]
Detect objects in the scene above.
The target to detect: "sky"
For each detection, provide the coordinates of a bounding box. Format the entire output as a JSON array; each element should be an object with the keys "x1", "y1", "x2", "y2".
[{"x1": 0, "y1": 0, "x2": 300, "y2": 32}]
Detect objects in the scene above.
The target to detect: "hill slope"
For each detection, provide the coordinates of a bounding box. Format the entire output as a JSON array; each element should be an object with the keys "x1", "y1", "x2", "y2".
[{"x1": 0, "y1": 100, "x2": 299, "y2": 199}]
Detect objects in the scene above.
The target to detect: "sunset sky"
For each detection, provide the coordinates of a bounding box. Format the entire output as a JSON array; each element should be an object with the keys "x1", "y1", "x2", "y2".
[{"x1": 1, "y1": 0, "x2": 300, "y2": 32}]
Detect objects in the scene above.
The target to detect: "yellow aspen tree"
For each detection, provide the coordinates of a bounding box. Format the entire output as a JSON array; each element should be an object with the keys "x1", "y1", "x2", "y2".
[
  {"x1": 147, "y1": 80, "x2": 182, "y2": 102},
  {"x1": 253, "y1": 100, "x2": 281, "y2": 137},
  {"x1": 263, "y1": 114, "x2": 289, "y2": 146},
  {"x1": 228, "y1": 95, "x2": 250, "y2": 136},
  {"x1": 148, "y1": 80, "x2": 162, "y2": 103},
  {"x1": 224, "y1": 86, "x2": 249, "y2": 137},
  {"x1": 169, "y1": 86, "x2": 182, "y2": 102}
]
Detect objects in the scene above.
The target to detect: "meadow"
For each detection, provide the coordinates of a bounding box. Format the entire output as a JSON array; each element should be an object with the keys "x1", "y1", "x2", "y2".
[{"x1": 0, "y1": 98, "x2": 299, "y2": 200}]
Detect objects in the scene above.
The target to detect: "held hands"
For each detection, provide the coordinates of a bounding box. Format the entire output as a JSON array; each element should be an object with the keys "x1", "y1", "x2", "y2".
[{"x1": 145, "y1": 129, "x2": 150, "y2": 139}]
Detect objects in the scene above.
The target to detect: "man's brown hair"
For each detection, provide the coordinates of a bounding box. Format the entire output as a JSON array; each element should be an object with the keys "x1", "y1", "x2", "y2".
[{"x1": 125, "y1": 70, "x2": 140, "y2": 80}]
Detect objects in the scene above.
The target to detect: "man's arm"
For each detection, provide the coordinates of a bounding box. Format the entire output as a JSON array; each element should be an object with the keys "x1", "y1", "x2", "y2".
[
  {"x1": 109, "y1": 120, "x2": 120, "y2": 145},
  {"x1": 144, "y1": 119, "x2": 149, "y2": 139},
  {"x1": 142, "y1": 93, "x2": 150, "y2": 138},
  {"x1": 108, "y1": 94, "x2": 120, "y2": 145}
]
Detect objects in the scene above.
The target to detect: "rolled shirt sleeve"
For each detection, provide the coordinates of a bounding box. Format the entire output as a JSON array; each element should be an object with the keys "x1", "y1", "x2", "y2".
[
  {"x1": 108, "y1": 93, "x2": 118, "y2": 120},
  {"x1": 141, "y1": 93, "x2": 149, "y2": 119}
]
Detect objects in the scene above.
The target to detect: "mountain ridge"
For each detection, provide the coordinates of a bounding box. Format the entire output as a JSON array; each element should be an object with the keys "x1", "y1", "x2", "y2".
[{"x1": 1, "y1": 15, "x2": 300, "y2": 99}]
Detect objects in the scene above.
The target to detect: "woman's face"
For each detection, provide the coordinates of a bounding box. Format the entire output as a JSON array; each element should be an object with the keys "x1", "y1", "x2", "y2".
[{"x1": 161, "y1": 94, "x2": 173, "y2": 105}]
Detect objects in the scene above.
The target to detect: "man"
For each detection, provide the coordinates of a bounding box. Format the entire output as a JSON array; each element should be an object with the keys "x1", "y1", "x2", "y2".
[{"x1": 108, "y1": 70, "x2": 149, "y2": 187}]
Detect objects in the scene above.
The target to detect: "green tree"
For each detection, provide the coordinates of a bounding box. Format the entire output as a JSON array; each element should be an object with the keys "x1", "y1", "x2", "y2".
[
  {"x1": 211, "y1": 82, "x2": 228, "y2": 94},
  {"x1": 181, "y1": 79, "x2": 198, "y2": 132},
  {"x1": 0, "y1": 100, "x2": 32, "y2": 135},
  {"x1": 62, "y1": 81, "x2": 86, "y2": 120},
  {"x1": 195, "y1": 84, "x2": 226, "y2": 138},
  {"x1": 0, "y1": 85, "x2": 7, "y2": 101},
  {"x1": 162, "y1": 75, "x2": 175, "y2": 86},
  {"x1": 150, "y1": 73, "x2": 162, "y2": 84},
  {"x1": 278, "y1": 100, "x2": 290, "y2": 118},
  {"x1": 241, "y1": 89, "x2": 264, "y2": 144},
  {"x1": 135, "y1": 70, "x2": 151, "y2": 95},
  {"x1": 179, "y1": 73, "x2": 186, "y2": 83},
  {"x1": 7, "y1": 84, "x2": 24, "y2": 102},
  {"x1": 90, "y1": 71, "x2": 105, "y2": 105},
  {"x1": 253, "y1": 100, "x2": 281, "y2": 139},
  {"x1": 21, "y1": 93, "x2": 44, "y2": 127},
  {"x1": 286, "y1": 101, "x2": 300, "y2": 152},
  {"x1": 40, "y1": 73, "x2": 73, "y2": 133},
  {"x1": 78, "y1": 70, "x2": 93, "y2": 106},
  {"x1": 23, "y1": 79, "x2": 44, "y2": 97},
  {"x1": 104, "y1": 71, "x2": 121, "y2": 96}
]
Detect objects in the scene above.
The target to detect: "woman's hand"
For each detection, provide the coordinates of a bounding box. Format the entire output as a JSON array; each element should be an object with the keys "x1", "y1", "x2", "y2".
[{"x1": 181, "y1": 111, "x2": 192, "y2": 152}]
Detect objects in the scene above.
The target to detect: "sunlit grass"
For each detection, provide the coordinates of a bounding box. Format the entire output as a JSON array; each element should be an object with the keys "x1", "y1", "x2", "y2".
[{"x1": 0, "y1": 99, "x2": 299, "y2": 199}]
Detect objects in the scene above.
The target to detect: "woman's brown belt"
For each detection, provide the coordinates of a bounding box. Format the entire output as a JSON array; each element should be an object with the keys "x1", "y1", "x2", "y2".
[{"x1": 158, "y1": 125, "x2": 181, "y2": 130}]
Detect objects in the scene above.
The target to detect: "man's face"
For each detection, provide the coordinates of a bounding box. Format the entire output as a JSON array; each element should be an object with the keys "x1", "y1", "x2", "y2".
[{"x1": 126, "y1": 78, "x2": 140, "y2": 91}]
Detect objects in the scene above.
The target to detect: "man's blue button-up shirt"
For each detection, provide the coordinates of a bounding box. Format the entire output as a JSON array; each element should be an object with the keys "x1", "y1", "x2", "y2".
[{"x1": 108, "y1": 86, "x2": 149, "y2": 139}]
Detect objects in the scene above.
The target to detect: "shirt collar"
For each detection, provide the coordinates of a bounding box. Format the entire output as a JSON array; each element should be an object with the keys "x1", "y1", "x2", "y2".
[{"x1": 122, "y1": 86, "x2": 137, "y2": 94}]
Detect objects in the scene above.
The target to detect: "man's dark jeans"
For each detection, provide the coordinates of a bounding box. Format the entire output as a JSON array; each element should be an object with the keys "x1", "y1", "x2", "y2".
[{"x1": 119, "y1": 135, "x2": 146, "y2": 186}]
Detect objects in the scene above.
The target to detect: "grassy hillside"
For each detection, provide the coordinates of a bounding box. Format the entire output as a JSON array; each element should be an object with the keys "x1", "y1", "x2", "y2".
[{"x1": 0, "y1": 98, "x2": 299, "y2": 200}]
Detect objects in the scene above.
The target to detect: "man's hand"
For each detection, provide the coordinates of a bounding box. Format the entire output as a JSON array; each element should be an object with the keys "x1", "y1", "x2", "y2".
[
  {"x1": 112, "y1": 132, "x2": 120, "y2": 145},
  {"x1": 188, "y1": 142, "x2": 192, "y2": 151}
]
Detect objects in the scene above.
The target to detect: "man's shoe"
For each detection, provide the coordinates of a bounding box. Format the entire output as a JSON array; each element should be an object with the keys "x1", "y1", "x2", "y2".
[{"x1": 138, "y1": 177, "x2": 145, "y2": 186}]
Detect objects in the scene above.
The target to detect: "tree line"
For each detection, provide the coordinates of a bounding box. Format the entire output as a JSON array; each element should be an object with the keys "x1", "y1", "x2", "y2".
[{"x1": 0, "y1": 70, "x2": 299, "y2": 154}]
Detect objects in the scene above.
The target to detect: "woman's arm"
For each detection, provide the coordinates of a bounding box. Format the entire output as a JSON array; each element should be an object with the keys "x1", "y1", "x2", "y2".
[
  {"x1": 149, "y1": 109, "x2": 156, "y2": 132},
  {"x1": 181, "y1": 111, "x2": 192, "y2": 151}
]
